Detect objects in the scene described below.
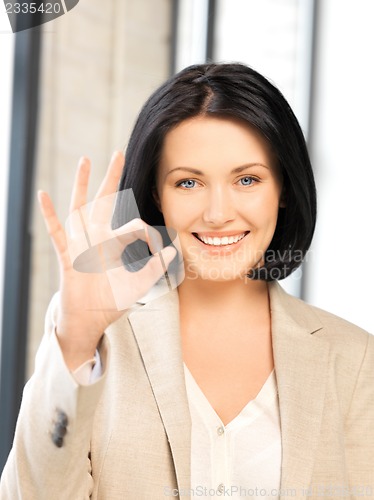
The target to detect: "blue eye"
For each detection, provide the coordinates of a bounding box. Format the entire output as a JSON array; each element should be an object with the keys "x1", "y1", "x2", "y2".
[
  {"x1": 239, "y1": 176, "x2": 255, "y2": 186},
  {"x1": 178, "y1": 179, "x2": 196, "y2": 189}
]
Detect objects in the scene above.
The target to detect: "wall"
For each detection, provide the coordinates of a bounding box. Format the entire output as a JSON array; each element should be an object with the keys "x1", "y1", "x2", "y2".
[
  {"x1": 27, "y1": 0, "x2": 172, "y2": 377},
  {"x1": 0, "y1": 14, "x2": 15, "y2": 361},
  {"x1": 306, "y1": 0, "x2": 374, "y2": 332}
]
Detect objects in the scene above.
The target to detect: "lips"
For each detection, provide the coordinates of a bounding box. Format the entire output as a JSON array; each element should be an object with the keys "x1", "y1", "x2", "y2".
[{"x1": 192, "y1": 231, "x2": 249, "y2": 246}]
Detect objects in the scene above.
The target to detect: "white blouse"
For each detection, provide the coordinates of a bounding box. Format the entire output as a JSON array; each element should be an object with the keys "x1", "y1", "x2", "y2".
[
  {"x1": 183, "y1": 364, "x2": 282, "y2": 499},
  {"x1": 71, "y1": 338, "x2": 282, "y2": 498}
]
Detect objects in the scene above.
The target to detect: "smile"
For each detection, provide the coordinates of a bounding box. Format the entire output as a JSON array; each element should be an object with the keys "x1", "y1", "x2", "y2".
[{"x1": 193, "y1": 232, "x2": 249, "y2": 246}]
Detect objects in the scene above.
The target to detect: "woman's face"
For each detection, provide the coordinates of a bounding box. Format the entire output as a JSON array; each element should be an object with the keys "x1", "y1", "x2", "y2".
[{"x1": 155, "y1": 116, "x2": 284, "y2": 282}]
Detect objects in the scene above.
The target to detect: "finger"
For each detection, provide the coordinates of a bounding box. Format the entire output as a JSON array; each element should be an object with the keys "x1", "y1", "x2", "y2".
[
  {"x1": 137, "y1": 246, "x2": 177, "y2": 282},
  {"x1": 105, "y1": 246, "x2": 177, "y2": 311},
  {"x1": 111, "y1": 219, "x2": 167, "y2": 258},
  {"x1": 92, "y1": 220, "x2": 163, "y2": 272},
  {"x1": 111, "y1": 218, "x2": 148, "y2": 246},
  {"x1": 95, "y1": 151, "x2": 124, "y2": 199},
  {"x1": 69, "y1": 157, "x2": 91, "y2": 213},
  {"x1": 71, "y1": 226, "x2": 171, "y2": 274},
  {"x1": 70, "y1": 218, "x2": 147, "y2": 272},
  {"x1": 86, "y1": 192, "x2": 117, "y2": 227},
  {"x1": 38, "y1": 190, "x2": 70, "y2": 267},
  {"x1": 144, "y1": 224, "x2": 164, "y2": 254},
  {"x1": 88, "y1": 152, "x2": 125, "y2": 225}
]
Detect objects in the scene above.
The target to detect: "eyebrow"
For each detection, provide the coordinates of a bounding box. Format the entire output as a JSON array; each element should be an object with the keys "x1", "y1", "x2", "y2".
[{"x1": 165, "y1": 163, "x2": 270, "y2": 178}]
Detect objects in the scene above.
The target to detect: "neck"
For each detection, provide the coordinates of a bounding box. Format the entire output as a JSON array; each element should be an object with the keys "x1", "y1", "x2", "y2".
[{"x1": 177, "y1": 276, "x2": 270, "y2": 319}]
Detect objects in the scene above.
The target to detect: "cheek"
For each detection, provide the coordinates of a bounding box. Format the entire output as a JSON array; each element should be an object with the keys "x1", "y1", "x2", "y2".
[
  {"x1": 243, "y1": 192, "x2": 280, "y2": 228},
  {"x1": 160, "y1": 195, "x2": 194, "y2": 229},
  {"x1": 243, "y1": 192, "x2": 280, "y2": 263},
  {"x1": 161, "y1": 196, "x2": 188, "y2": 230}
]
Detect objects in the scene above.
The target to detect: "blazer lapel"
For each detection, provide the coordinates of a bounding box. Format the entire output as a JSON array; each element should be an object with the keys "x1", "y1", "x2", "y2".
[
  {"x1": 269, "y1": 281, "x2": 330, "y2": 493},
  {"x1": 127, "y1": 288, "x2": 191, "y2": 498},
  {"x1": 128, "y1": 281, "x2": 330, "y2": 497}
]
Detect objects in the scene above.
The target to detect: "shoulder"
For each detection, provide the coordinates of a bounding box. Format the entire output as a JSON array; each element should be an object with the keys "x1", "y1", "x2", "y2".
[
  {"x1": 306, "y1": 300, "x2": 369, "y2": 337},
  {"x1": 305, "y1": 300, "x2": 372, "y2": 358},
  {"x1": 270, "y1": 281, "x2": 372, "y2": 356}
]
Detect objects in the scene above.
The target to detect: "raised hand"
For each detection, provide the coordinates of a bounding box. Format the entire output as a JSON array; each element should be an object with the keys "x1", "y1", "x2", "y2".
[{"x1": 38, "y1": 152, "x2": 177, "y2": 370}]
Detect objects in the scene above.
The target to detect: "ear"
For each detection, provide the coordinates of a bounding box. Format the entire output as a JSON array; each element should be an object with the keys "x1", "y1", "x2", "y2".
[{"x1": 152, "y1": 186, "x2": 162, "y2": 212}]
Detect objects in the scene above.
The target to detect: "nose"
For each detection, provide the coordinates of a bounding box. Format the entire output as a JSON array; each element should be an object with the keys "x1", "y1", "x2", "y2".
[{"x1": 202, "y1": 186, "x2": 235, "y2": 225}]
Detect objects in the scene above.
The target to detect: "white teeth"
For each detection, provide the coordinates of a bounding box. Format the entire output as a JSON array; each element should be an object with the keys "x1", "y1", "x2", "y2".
[{"x1": 196, "y1": 232, "x2": 247, "y2": 246}]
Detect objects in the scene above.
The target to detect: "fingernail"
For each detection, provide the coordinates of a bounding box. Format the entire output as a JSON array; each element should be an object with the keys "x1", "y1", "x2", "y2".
[{"x1": 79, "y1": 156, "x2": 89, "y2": 166}]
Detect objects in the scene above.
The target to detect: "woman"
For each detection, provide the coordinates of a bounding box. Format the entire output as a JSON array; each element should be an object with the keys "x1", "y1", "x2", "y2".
[{"x1": 1, "y1": 63, "x2": 373, "y2": 499}]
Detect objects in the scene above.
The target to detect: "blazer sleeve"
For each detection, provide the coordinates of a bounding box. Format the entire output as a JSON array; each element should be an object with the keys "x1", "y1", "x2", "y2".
[
  {"x1": 345, "y1": 331, "x2": 374, "y2": 494},
  {"x1": 0, "y1": 294, "x2": 109, "y2": 500}
]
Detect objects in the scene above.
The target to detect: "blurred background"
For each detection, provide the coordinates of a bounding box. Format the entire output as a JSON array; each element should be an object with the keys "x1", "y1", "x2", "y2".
[{"x1": 0, "y1": 0, "x2": 373, "y2": 470}]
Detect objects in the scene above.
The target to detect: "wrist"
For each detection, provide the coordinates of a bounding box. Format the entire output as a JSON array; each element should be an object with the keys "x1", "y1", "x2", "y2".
[{"x1": 55, "y1": 329, "x2": 102, "y2": 371}]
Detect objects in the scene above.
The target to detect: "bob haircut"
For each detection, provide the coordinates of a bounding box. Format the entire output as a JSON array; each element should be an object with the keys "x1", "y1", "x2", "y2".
[{"x1": 116, "y1": 62, "x2": 317, "y2": 281}]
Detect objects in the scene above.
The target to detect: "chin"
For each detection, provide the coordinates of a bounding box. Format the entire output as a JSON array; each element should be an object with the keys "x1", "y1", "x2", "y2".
[{"x1": 185, "y1": 263, "x2": 249, "y2": 283}]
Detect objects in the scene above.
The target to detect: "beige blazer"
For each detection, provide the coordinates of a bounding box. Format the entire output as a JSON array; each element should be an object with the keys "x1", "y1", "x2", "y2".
[{"x1": 1, "y1": 281, "x2": 373, "y2": 499}]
